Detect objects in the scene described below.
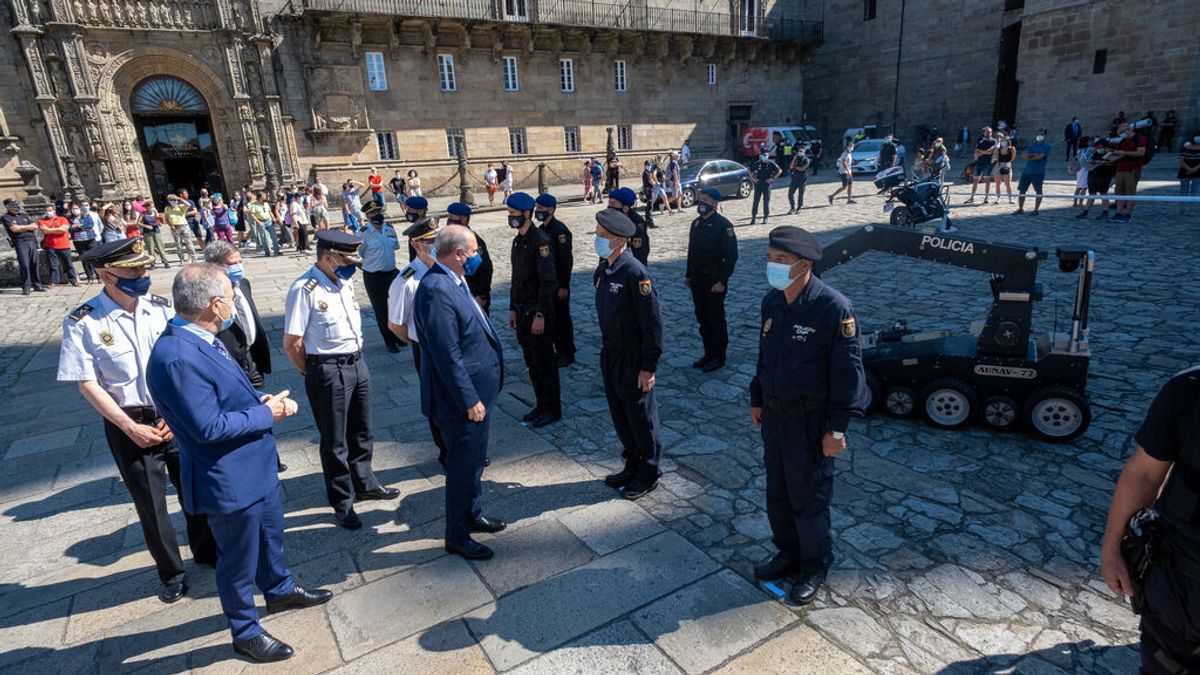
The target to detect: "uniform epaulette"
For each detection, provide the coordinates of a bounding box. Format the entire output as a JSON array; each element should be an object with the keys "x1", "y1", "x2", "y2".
[
  {"x1": 401, "y1": 266, "x2": 416, "y2": 279},
  {"x1": 68, "y1": 303, "x2": 94, "y2": 321},
  {"x1": 303, "y1": 277, "x2": 319, "y2": 292},
  {"x1": 150, "y1": 294, "x2": 171, "y2": 308}
]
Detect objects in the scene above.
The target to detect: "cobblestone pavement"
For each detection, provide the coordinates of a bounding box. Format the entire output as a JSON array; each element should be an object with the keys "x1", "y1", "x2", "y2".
[{"x1": 1, "y1": 169, "x2": 1193, "y2": 673}]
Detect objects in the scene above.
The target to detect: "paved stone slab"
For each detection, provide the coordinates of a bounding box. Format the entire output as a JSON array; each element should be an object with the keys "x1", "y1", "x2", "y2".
[
  {"x1": 806, "y1": 606, "x2": 891, "y2": 659},
  {"x1": 465, "y1": 530, "x2": 720, "y2": 670},
  {"x1": 4, "y1": 427, "x2": 81, "y2": 460},
  {"x1": 190, "y1": 606, "x2": 343, "y2": 674},
  {"x1": 473, "y1": 519, "x2": 595, "y2": 597},
  {"x1": 631, "y1": 569, "x2": 796, "y2": 674},
  {"x1": 326, "y1": 554, "x2": 493, "y2": 661},
  {"x1": 0, "y1": 598, "x2": 71, "y2": 670},
  {"x1": 557, "y1": 497, "x2": 665, "y2": 555},
  {"x1": 509, "y1": 620, "x2": 683, "y2": 675},
  {"x1": 326, "y1": 619, "x2": 492, "y2": 674},
  {"x1": 713, "y1": 623, "x2": 874, "y2": 675}
]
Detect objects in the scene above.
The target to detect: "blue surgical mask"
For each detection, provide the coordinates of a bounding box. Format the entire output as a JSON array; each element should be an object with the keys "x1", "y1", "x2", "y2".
[
  {"x1": 334, "y1": 264, "x2": 357, "y2": 280},
  {"x1": 115, "y1": 275, "x2": 152, "y2": 297},
  {"x1": 594, "y1": 235, "x2": 614, "y2": 259},
  {"x1": 218, "y1": 300, "x2": 236, "y2": 331},
  {"x1": 766, "y1": 262, "x2": 796, "y2": 290},
  {"x1": 463, "y1": 251, "x2": 483, "y2": 276},
  {"x1": 697, "y1": 203, "x2": 712, "y2": 216},
  {"x1": 225, "y1": 263, "x2": 245, "y2": 284},
  {"x1": 427, "y1": 244, "x2": 437, "y2": 259}
]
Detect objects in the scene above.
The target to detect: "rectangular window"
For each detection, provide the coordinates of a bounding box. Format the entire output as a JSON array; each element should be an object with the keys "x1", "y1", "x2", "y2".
[
  {"x1": 559, "y1": 58, "x2": 575, "y2": 93},
  {"x1": 502, "y1": 56, "x2": 519, "y2": 92},
  {"x1": 509, "y1": 127, "x2": 527, "y2": 155},
  {"x1": 365, "y1": 51, "x2": 387, "y2": 91},
  {"x1": 376, "y1": 131, "x2": 398, "y2": 161},
  {"x1": 445, "y1": 128, "x2": 466, "y2": 158},
  {"x1": 437, "y1": 53, "x2": 457, "y2": 92},
  {"x1": 614, "y1": 60, "x2": 627, "y2": 92},
  {"x1": 706, "y1": 62, "x2": 717, "y2": 86},
  {"x1": 504, "y1": 0, "x2": 529, "y2": 21},
  {"x1": 564, "y1": 126, "x2": 580, "y2": 153},
  {"x1": 740, "y1": 0, "x2": 759, "y2": 35},
  {"x1": 1093, "y1": 49, "x2": 1107, "y2": 74},
  {"x1": 617, "y1": 125, "x2": 631, "y2": 151},
  {"x1": 863, "y1": 0, "x2": 877, "y2": 21}
]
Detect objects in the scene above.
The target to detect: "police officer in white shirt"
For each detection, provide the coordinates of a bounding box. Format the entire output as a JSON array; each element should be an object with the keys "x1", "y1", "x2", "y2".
[
  {"x1": 56, "y1": 237, "x2": 216, "y2": 604},
  {"x1": 283, "y1": 230, "x2": 399, "y2": 530}
]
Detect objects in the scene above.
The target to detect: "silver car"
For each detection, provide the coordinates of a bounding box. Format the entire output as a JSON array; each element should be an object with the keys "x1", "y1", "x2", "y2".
[{"x1": 848, "y1": 139, "x2": 887, "y2": 175}]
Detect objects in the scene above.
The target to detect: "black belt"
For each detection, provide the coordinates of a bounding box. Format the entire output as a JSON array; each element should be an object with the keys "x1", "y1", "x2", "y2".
[
  {"x1": 306, "y1": 351, "x2": 362, "y2": 365},
  {"x1": 763, "y1": 396, "x2": 828, "y2": 413},
  {"x1": 121, "y1": 405, "x2": 160, "y2": 424}
]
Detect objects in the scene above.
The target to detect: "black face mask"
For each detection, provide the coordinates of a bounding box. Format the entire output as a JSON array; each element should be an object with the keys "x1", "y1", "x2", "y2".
[
  {"x1": 507, "y1": 215, "x2": 525, "y2": 229},
  {"x1": 405, "y1": 212, "x2": 419, "y2": 222},
  {"x1": 534, "y1": 211, "x2": 550, "y2": 222}
]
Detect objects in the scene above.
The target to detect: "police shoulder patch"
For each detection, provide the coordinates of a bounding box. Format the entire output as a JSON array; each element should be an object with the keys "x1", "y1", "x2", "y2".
[
  {"x1": 401, "y1": 266, "x2": 416, "y2": 279},
  {"x1": 558, "y1": 234, "x2": 567, "y2": 244},
  {"x1": 632, "y1": 237, "x2": 643, "y2": 248},
  {"x1": 150, "y1": 294, "x2": 171, "y2": 308},
  {"x1": 303, "y1": 277, "x2": 319, "y2": 292},
  {"x1": 638, "y1": 279, "x2": 652, "y2": 296},
  {"x1": 841, "y1": 317, "x2": 857, "y2": 338},
  {"x1": 68, "y1": 303, "x2": 94, "y2": 321}
]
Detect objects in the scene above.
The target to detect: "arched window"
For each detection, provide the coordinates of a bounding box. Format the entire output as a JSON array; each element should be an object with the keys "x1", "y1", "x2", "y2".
[{"x1": 131, "y1": 77, "x2": 208, "y2": 115}]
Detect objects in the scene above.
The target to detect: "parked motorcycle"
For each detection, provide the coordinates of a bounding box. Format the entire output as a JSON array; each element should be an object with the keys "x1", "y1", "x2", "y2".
[{"x1": 883, "y1": 176, "x2": 954, "y2": 231}]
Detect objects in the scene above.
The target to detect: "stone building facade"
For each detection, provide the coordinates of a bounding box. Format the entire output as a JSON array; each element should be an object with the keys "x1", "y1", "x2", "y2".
[{"x1": 0, "y1": 0, "x2": 821, "y2": 205}]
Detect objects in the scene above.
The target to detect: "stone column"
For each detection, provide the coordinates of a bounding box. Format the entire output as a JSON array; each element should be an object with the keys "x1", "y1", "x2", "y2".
[
  {"x1": 9, "y1": 23, "x2": 71, "y2": 193},
  {"x1": 250, "y1": 32, "x2": 296, "y2": 183}
]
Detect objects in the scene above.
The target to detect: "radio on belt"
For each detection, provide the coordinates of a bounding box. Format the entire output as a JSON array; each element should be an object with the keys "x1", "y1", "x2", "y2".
[{"x1": 814, "y1": 223, "x2": 1095, "y2": 442}]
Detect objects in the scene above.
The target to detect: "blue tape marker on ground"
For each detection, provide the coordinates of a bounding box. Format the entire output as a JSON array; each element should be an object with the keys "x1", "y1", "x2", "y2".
[{"x1": 761, "y1": 580, "x2": 786, "y2": 598}]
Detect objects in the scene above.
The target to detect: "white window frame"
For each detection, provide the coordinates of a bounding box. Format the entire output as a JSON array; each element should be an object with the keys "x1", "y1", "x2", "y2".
[
  {"x1": 445, "y1": 128, "x2": 466, "y2": 158},
  {"x1": 376, "y1": 131, "x2": 398, "y2": 161},
  {"x1": 740, "y1": 0, "x2": 759, "y2": 36},
  {"x1": 365, "y1": 51, "x2": 387, "y2": 91},
  {"x1": 564, "y1": 126, "x2": 580, "y2": 153},
  {"x1": 617, "y1": 125, "x2": 631, "y2": 151},
  {"x1": 707, "y1": 63, "x2": 717, "y2": 86},
  {"x1": 504, "y1": 0, "x2": 529, "y2": 22},
  {"x1": 559, "y1": 58, "x2": 575, "y2": 93},
  {"x1": 509, "y1": 127, "x2": 527, "y2": 155},
  {"x1": 614, "y1": 59, "x2": 627, "y2": 92},
  {"x1": 437, "y1": 53, "x2": 457, "y2": 92},
  {"x1": 502, "y1": 56, "x2": 519, "y2": 92}
]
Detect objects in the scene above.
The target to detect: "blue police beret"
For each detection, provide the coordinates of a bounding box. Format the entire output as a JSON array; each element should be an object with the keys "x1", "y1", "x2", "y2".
[
  {"x1": 446, "y1": 202, "x2": 472, "y2": 217},
  {"x1": 700, "y1": 188, "x2": 722, "y2": 202},
  {"x1": 405, "y1": 195, "x2": 428, "y2": 210},
  {"x1": 535, "y1": 193, "x2": 558, "y2": 208},
  {"x1": 506, "y1": 191, "x2": 536, "y2": 211},
  {"x1": 596, "y1": 208, "x2": 635, "y2": 237},
  {"x1": 768, "y1": 226, "x2": 823, "y2": 261},
  {"x1": 610, "y1": 187, "x2": 637, "y2": 206}
]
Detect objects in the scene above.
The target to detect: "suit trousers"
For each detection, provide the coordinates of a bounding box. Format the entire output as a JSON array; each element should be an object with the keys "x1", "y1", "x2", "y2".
[
  {"x1": 362, "y1": 268, "x2": 401, "y2": 349},
  {"x1": 516, "y1": 311, "x2": 561, "y2": 414},
  {"x1": 761, "y1": 404, "x2": 833, "y2": 574},
  {"x1": 304, "y1": 357, "x2": 382, "y2": 514},
  {"x1": 206, "y1": 483, "x2": 294, "y2": 641},
  {"x1": 552, "y1": 294, "x2": 575, "y2": 358},
  {"x1": 439, "y1": 412, "x2": 489, "y2": 547},
  {"x1": 600, "y1": 349, "x2": 662, "y2": 480},
  {"x1": 13, "y1": 239, "x2": 40, "y2": 291},
  {"x1": 690, "y1": 283, "x2": 728, "y2": 362},
  {"x1": 410, "y1": 341, "x2": 449, "y2": 465},
  {"x1": 103, "y1": 417, "x2": 216, "y2": 584}
]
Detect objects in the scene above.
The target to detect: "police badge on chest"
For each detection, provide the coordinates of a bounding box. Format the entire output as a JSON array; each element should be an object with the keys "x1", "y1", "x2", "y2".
[
  {"x1": 792, "y1": 324, "x2": 815, "y2": 342},
  {"x1": 609, "y1": 282, "x2": 623, "y2": 294}
]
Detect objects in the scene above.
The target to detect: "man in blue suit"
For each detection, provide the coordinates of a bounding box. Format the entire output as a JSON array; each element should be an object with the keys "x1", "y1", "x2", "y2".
[
  {"x1": 147, "y1": 264, "x2": 332, "y2": 663},
  {"x1": 414, "y1": 225, "x2": 507, "y2": 560}
]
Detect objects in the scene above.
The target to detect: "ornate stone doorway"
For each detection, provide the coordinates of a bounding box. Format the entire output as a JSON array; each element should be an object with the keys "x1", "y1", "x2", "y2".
[{"x1": 130, "y1": 76, "x2": 225, "y2": 200}]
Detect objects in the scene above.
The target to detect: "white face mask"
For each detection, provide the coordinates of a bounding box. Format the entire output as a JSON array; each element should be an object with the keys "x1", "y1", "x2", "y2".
[
  {"x1": 1194, "y1": 136, "x2": 1200, "y2": 144},
  {"x1": 1036, "y1": 135, "x2": 1046, "y2": 142}
]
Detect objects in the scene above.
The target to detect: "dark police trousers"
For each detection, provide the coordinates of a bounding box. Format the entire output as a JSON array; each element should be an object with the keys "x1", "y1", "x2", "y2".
[
  {"x1": 1139, "y1": 540, "x2": 1200, "y2": 674},
  {"x1": 439, "y1": 412, "x2": 488, "y2": 547},
  {"x1": 601, "y1": 347, "x2": 662, "y2": 479},
  {"x1": 303, "y1": 353, "x2": 383, "y2": 514},
  {"x1": 516, "y1": 310, "x2": 561, "y2": 415},
  {"x1": 761, "y1": 398, "x2": 834, "y2": 573},
  {"x1": 553, "y1": 293, "x2": 575, "y2": 359},
  {"x1": 410, "y1": 341, "x2": 450, "y2": 465},
  {"x1": 751, "y1": 183, "x2": 773, "y2": 220},
  {"x1": 103, "y1": 409, "x2": 216, "y2": 583},
  {"x1": 362, "y1": 268, "x2": 402, "y2": 350},
  {"x1": 788, "y1": 175, "x2": 808, "y2": 211},
  {"x1": 206, "y1": 482, "x2": 294, "y2": 641},
  {"x1": 690, "y1": 283, "x2": 728, "y2": 362},
  {"x1": 13, "y1": 238, "x2": 41, "y2": 291}
]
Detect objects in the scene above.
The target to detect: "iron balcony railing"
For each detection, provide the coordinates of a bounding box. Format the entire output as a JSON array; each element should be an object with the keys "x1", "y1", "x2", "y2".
[{"x1": 298, "y1": 0, "x2": 822, "y2": 43}]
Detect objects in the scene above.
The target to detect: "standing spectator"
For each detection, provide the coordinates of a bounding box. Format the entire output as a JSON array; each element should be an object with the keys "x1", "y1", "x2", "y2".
[
  {"x1": 122, "y1": 200, "x2": 141, "y2": 239},
  {"x1": 582, "y1": 160, "x2": 595, "y2": 204},
  {"x1": 4, "y1": 198, "x2": 45, "y2": 294},
  {"x1": 877, "y1": 136, "x2": 897, "y2": 172},
  {"x1": 667, "y1": 152, "x2": 683, "y2": 212},
  {"x1": 357, "y1": 201, "x2": 404, "y2": 353},
  {"x1": 39, "y1": 202, "x2": 77, "y2": 287},
  {"x1": 406, "y1": 170, "x2": 422, "y2": 197},
  {"x1": 645, "y1": 160, "x2": 672, "y2": 216},
  {"x1": 965, "y1": 127, "x2": 998, "y2": 204},
  {"x1": 341, "y1": 180, "x2": 365, "y2": 231},
  {"x1": 230, "y1": 190, "x2": 249, "y2": 249},
  {"x1": 164, "y1": 195, "x2": 198, "y2": 263},
  {"x1": 211, "y1": 194, "x2": 235, "y2": 243},
  {"x1": 808, "y1": 139, "x2": 822, "y2": 176},
  {"x1": 895, "y1": 139, "x2": 907, "y2": 168},
  {"x1": 1160, "y1": 110, "x2": 1179, "y2": 153},
  {"x1": 249, "y1": 192, "x2": 280, "y2": 256},
  {"x1": 367, "y1": 167, "x2": 385, "y2": 209},
  {"x1": 829, "y1": 142, "x2": 856, "y2": 204},
  {"x1": 288, "y1": 194, "x2": 311, "y2": 252},
  {"x1": 309, "y1": 190, "x2": 330, "y2": 231},
  {"x1": 929, "y1": 138, "x2": 950, "y2": 180},
  {"x1": 680, "y1": 138, "x2": 692, "y2": 165},
  {"x1": 69, "y1": 201, "x2": 100, "y2": 281},
  {"x1": 910, "y1": 149, "x2": 931, "y2": 182},
  {"x1": 589, "y1": 159, "x2": 603, "y2": 200},
  {"x1": 1077, "y1": 138, "x2": 1116, "y2": 219},
  {"x1": 955, "y1": 126, "x2": 970, "y2": 159},
  {"x1": 1109, "y1": 122, "x2": 1148, "y2": 222},
  {"x1": 484, "y1": 163, "x2": 499, "y2": 206},
  {"x1": 605, "y1": 154, "x2": 622, "y2": 194},
  {"x1": 140, "y1": 206, "x2": 170, "y2": 268},
  {"x1": 1015, "y1": 129, "x2": 1052, "y2": 215},
  {"x1": 273, "y1": 193, "x2": 293, "y2": 249},
  {"x1": 1070, "y1": 137, "x2": 1091, "y2": 207},
  {"x1": 80, "y1": 200, "x2": 104, "y2": 242},
  {"x1": 748, "y1": 148, "x2": 782, "y2": 225},
  {"x1": 786, "y1": 146, "x2": 810, "y2": 213},
  {"x1": 100, "y1": 203, "x2": 125, "y2": 242},
  {"x1": 498, "y1": 160, "x2": 513, "y2": 199},
  {"x1": 311, "y1": 175, "x2": 330, "y2": 202},
  {"x1": 177, "y1": 189, "x2": 206, "y2": 245},
  {"x1": 197, "y1": 188, "x2": 213, "y2": 243},
  {"x1": 388, "y1": 169, "x2": 407, "y2": 206},
  {"x1": 1064, "y1": 116, "x2": 1083, "y2": 161},
  {"x1": 1178, "y1": 131, "x2": 1200, "y2": 216},
  {"x1": 993, "y1": 134, "x2": 1016, "y2": 205}
]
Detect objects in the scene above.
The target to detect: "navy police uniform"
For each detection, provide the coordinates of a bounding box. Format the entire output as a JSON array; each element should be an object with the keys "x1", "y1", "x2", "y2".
[
  {"x1": 685, "y1": 189, "x2": 738, "y2": 369},
  {"x1": 535, "y1": 193, "x2": 576, "y2": 365},
  {"x1": 749, "y1": 156, "x2": 782, "y2": 223},
  {"x1": 2, "y1": 199, "x2": 43, "y2": 294},
  {"x1": 594, "y1": 209, "x2": 664, "y2": 495},
  {"x1": 403, "y1": 195, "x2": 428, "y2": 262},
  {"x1": 1133, "y1": 368, "x2": 1200, "y2": 674},
  {"x1": 446, "y1": 202, "x2": 495, "y2": 315},
  {"x1": 610, "y1": 188, "x2": 650, "y2": 266},
  {"x1": 750, "y1": 227, "x2": 868, "y2": 591},
  {"x1": 508, "y1": 192, "x2": 561, "y2": 423}
]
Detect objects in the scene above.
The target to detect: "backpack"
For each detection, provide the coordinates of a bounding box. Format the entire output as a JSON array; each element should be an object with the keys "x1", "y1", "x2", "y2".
[{"x1": 1137, "y1": 130, "x2": 1156, "y2": 165}]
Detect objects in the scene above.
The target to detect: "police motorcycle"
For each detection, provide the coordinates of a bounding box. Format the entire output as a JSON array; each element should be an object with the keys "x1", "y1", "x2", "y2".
[{"x1": 881, "y1": 170, "x2": 954, "y2": 232}]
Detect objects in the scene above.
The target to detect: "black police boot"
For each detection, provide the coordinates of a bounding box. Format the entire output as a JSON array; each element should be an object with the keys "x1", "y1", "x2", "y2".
[
  {"x1": 521, "y1": 407, "x2": 543, "y2": 423},
  {"x1": 335, "y1": 508, "x2": 363, "y2": 531},
  {"x1": 158, "y1": 579, "x2": 188, "y2": 604},
  {"x1": 622, "y1": 474, "x2": 659, "y2": 500},
  {"x1": 753, "y1": 552, "x2": 798, "y2": 581},
  {"x1": 702, "y1": 358, "x2": 725, "y2": 373},
  {"x1": 604, "y1": 461, "x2": 637, "y2": 489},
  {"x1": 531, "y1": 410, "x2": 562, "y2": 428},
  {"x1": 691, "y1": 355, "x2": 712, "y2": 369},
  {"x1": 785, "y1": 570, "x2": 827, "y2": 607}
]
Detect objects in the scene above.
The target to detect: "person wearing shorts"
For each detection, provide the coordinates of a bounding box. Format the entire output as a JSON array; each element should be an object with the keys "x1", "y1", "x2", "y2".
[
  {"x1": 828, "y1": 143, "x2": 855, "y2": 204},
  {"x1": 966, "y1": 127, "x2": 997, "y2": 204},
  {"x1": 1015, "y1": 129, "x2": 1052, "y2": 215}
]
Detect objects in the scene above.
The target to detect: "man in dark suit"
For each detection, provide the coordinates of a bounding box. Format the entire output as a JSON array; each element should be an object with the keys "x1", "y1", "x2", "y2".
[
  {"x1": 413, "y1": 225, "x2": 507, "y2": 560},
  {"x1": 204, "y1": 241, "x2": 285, "y2": 472},
  {"x1": 147, "y1": 264, "x2": 332, "y2": 663},
  {"x1": 1064, "y1": 116, "x2": 1083, "y2": 161}
]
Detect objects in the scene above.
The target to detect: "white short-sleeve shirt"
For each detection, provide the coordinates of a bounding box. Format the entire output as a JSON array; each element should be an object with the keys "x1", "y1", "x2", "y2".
[
  {"x1": 387, "y1": 257, "x2": 429, "y2": 343},
  {"x1": 284, "y1": 266, "x2": 364, "y2": 355}
]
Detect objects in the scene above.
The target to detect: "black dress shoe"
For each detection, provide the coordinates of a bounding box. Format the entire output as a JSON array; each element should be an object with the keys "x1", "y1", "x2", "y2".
[
  {"x1": 469, "y1": 516, "x2": 507, "y2": 534},
  {"x1": 33, "y1": 285, "x2": 47, "y2": 292},
  {"x1": 753, "y1": 552, "x2": 798, "y2": 581},
  {"x1": 158, "y1": 580, "x2": 188, "y2": 604},
  {"x1": 622, "y1": 477, "x2": 659, "y2": 500},
  {"x1": 335, "y1": 509, "x2": 363, "y2": 530},
  {"x1": 604, "y1": 464, "x2": 637, "y2": 488},
  {"x1": 266, "y1": 586, "x2": 333, "y2": 614},
  {"x1": 530, "y1": 411, "x2": 561, "y2": 428},
  {"x1": 691, "y1": 356, "x2": 712, "y2": 369},
  {"x1": 233, "y1": 631, "x2": 294, "y2": 663},
  {"x1": 277, "y1": 462, "x2": 288, "y2": 473},
  {"x1": 483, "y1": 458, "x2": 491, "y2": 467},
  {"x1": 702, "y1": 359, "x2": 725, "y2": 373},
  {"x1": 194, "y1": 556, "x2": 217, "y2": 569},
  {"x1": 357, "y1": 486, "x2": 401, "y2": 501},
  {"x1": 785, "y1": 571, "x2": 827, "y2": 607},
  {"x1": 521, "y1": 407, "x2": 544, "y2": 423},
  {"x1": 445, "y1": 539, "x2": 494, "y2": 560}
]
